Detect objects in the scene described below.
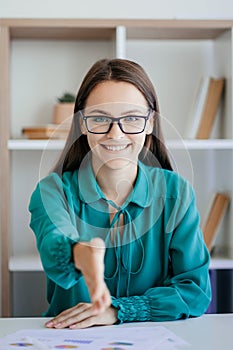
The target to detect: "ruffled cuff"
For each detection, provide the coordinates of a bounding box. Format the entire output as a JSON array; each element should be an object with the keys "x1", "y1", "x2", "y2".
[
  {"x1": 111, "y1": 295, "x2": 151, "y2": 324},
  {"x1": 40, "y1": 234, "x2": 82, "y2": 289}
]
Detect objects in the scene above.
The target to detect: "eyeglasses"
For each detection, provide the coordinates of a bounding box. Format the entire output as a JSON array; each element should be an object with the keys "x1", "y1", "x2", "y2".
[{"x1": 80, "y1": 109, "x2": 152, "y2": 134}]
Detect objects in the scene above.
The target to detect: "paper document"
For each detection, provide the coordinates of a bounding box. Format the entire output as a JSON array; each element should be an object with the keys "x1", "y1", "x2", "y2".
[{"x1": 0, "y1": 324, "x2": 189, "y2": 349}]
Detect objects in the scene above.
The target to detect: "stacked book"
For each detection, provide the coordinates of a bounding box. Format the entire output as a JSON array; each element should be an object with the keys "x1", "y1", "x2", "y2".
[{"x1": 22, "y1": 124, "x2": 70, "y2": 139}]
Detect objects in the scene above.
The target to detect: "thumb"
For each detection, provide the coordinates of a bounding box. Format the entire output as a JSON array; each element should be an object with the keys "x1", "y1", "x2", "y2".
[{"x1": 89, "y1": 237, "x2": 105, "y2": 253}]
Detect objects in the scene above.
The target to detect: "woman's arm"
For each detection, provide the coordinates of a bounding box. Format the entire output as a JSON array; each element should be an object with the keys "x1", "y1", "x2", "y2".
[
  {"x1": 111, "y1": 191, "x2": 211, "y2": 323},
  {"x1": 30, "y1": 173, "x2": 111, "y2": 312},
  {"x1": 111, "y1": 260, "x2": 210, "y2": 324},
  {"x1": 29, "y1": 173, "x2": 81, "y2": 290}
]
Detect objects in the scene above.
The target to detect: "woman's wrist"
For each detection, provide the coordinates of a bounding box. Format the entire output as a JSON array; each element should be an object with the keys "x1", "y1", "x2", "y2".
[{"x1": 110, "y1": 305, "x2": 119, "y2": 324}]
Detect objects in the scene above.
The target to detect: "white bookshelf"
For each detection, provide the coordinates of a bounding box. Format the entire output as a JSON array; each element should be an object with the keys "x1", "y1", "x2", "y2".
[{"x1": 1, "y1": 18, "x2": 233, "y2": 316}]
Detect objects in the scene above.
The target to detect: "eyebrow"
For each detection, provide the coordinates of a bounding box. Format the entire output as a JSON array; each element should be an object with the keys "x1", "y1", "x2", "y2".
[{"x1": 85, "y1": 108, "x2": 148, "y2": 115}]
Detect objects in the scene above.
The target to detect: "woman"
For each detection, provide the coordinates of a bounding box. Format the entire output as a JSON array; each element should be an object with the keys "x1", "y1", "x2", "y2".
[{"x1": 29, "y1": 58, "x2": 211, "y2": 329}]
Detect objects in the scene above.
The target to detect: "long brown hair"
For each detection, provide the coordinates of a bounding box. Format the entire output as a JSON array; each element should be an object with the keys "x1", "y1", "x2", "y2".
[{"x1": 53, "y1": 58, "x2": 173, "y2": 174}]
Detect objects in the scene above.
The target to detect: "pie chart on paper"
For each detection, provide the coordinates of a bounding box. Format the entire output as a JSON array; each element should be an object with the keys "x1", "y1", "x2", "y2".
[
  {"x1": 54, "y1": 346, "x2": 79, "y2": 349},
  {"x1": 9, "y1": 344, "x2": 33, "y2": 347}
]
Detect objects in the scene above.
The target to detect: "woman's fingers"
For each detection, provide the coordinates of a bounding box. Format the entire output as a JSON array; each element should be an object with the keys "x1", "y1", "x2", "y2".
[
  {"x1": 90, "y1": 279, "x2": 110, "y2": 302},
  {"x1": 91, "y1": 284, "x2": 112, "y2": 313},
  {"x1": 89, "y1": 237, "x2": 105, "y2": 250}
]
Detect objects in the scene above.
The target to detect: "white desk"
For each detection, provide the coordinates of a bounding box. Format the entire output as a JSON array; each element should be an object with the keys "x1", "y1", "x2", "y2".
[{"x1": 0, "y1": 314, "x2": 232, "y2": 349}]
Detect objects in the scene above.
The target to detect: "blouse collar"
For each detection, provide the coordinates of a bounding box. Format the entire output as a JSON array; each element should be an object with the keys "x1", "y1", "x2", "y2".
[{"x1": 77, "y1": 158, "x2": 154, "y2": 208}]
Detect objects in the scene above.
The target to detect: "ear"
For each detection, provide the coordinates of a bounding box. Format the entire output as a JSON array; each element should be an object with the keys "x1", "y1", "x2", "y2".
[{"x1": 145, "y1": 115, "x2": 153, "y2": 135}]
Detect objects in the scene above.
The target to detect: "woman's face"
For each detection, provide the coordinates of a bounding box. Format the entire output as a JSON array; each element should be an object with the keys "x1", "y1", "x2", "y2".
[{"x1": 80, "y1": 81, "x2": 153, "y2": 172}]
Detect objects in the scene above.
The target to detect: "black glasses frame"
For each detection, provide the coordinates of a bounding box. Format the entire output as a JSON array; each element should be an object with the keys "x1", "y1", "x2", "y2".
[{"x1": 80, "y1": 109, "x2": 152, "y2": 134}]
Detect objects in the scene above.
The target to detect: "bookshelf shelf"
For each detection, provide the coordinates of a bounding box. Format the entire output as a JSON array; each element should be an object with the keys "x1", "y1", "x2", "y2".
[
  {"x1": 8, "y1": 139, "x2": 66, "y2": 150},
  {"x1": 8, "y1": 254, "x2": 233, "y2": 272},
  {"x1": 166, "y1": 139, "x2": 233, "y2": 150},
  {"x1": 8, "y1": 138, "x2": 233, "y2": 151},
  {"x1": 1, "y1": 18, "x2": 233, "y2": 40},
  {"x1": 209, "y1": 258, "x2": 233, "y2": 270},
  {"x1": 9, "y1": 254, "x2": 43, "y2": 272}
]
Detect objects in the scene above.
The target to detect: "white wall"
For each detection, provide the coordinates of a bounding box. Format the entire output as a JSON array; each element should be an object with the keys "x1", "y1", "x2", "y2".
[{"x1": 0, "y1": 0, "x2": 233, "y2": 19}]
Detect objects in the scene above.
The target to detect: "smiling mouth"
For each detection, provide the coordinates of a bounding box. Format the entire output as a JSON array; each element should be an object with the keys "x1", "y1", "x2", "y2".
[{"x1": 102, "y1": 144, "x2": 129, "y2": 151}]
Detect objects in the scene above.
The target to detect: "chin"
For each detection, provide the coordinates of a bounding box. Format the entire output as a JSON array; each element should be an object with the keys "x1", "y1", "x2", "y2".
[{"x1": 104, "y1": 158, "x2": 133, "y2": 170}]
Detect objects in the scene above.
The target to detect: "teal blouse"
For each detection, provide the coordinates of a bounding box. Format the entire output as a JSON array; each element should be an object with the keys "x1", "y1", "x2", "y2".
[{"x1": 29, "y1": 160, "x2": 211, "y2": 323}]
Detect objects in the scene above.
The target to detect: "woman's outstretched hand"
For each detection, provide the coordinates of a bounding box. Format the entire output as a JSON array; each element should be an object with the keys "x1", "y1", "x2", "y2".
[
  {"x1": 71, "y1": 237, "x2": 111, "y2": 312},
  {"x1": 45, "y1": 237, "x2": 116, "y2": 329}
]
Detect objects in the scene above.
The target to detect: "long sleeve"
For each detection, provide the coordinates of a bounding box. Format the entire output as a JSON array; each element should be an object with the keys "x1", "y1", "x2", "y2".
[
  {"x1": 111, "y1": 189, "x2": 211, "y2": 323},
  {"x1": 29, "y1": 173, "x2": 81, "y2": 290}
]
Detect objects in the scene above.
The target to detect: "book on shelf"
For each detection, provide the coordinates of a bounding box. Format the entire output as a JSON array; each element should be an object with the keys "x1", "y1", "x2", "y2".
[
  {"x1": 202, "y1": 192, "x2": 230, "y2": 252},
  {"x1": 185, "y1": 76, "x2": 225, "y2": 139},
  {"x1": 22, "y1": 124, "x2": 70, "y2": 140}
]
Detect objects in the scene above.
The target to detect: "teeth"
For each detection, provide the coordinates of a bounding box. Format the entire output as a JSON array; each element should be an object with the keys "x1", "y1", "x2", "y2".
[{"x1": 104, "y1": 145, "x2": 128, "y2": 151}]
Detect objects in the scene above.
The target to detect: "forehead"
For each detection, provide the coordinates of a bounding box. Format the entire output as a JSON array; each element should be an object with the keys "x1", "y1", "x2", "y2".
[
  {"x1": 85, "y1": 81, "x2": 148, "y2": 108},
  {"x1": 84, "y1": 102, "x2": 149, "y2": 116}
]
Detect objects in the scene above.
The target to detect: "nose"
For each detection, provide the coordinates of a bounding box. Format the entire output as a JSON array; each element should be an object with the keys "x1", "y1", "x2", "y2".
[{"x1": 107, "y1": 122, "x2": 124, "y2": 138}]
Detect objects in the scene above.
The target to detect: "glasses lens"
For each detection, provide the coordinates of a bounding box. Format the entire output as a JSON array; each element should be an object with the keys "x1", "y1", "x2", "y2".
[
  {"x1": 120, "y1": 116, "x2": 146, "y2": 133},
  {"x1": 86, "y1": 116, "x2": 112, "y2": 133}
]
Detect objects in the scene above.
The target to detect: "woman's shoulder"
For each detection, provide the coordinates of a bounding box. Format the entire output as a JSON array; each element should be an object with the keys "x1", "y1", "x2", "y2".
[
  {"x1": 143, "y1": 164, "x2": 194, "y2": 201},
  {"x1": 144, "y1": 163, "x2": 189, "y2": 184},
  {"x1": 35, "y1": 170, "x2": 78, "y2": 194}
]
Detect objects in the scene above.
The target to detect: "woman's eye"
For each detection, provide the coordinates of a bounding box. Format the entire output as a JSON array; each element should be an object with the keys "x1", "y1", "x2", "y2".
[
  {"x1": 93, "y1": 116, "x2": 110, "y2": 123},
  {"x1": 123, "y1": 116, "x2": 140, "y2": 122}
]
